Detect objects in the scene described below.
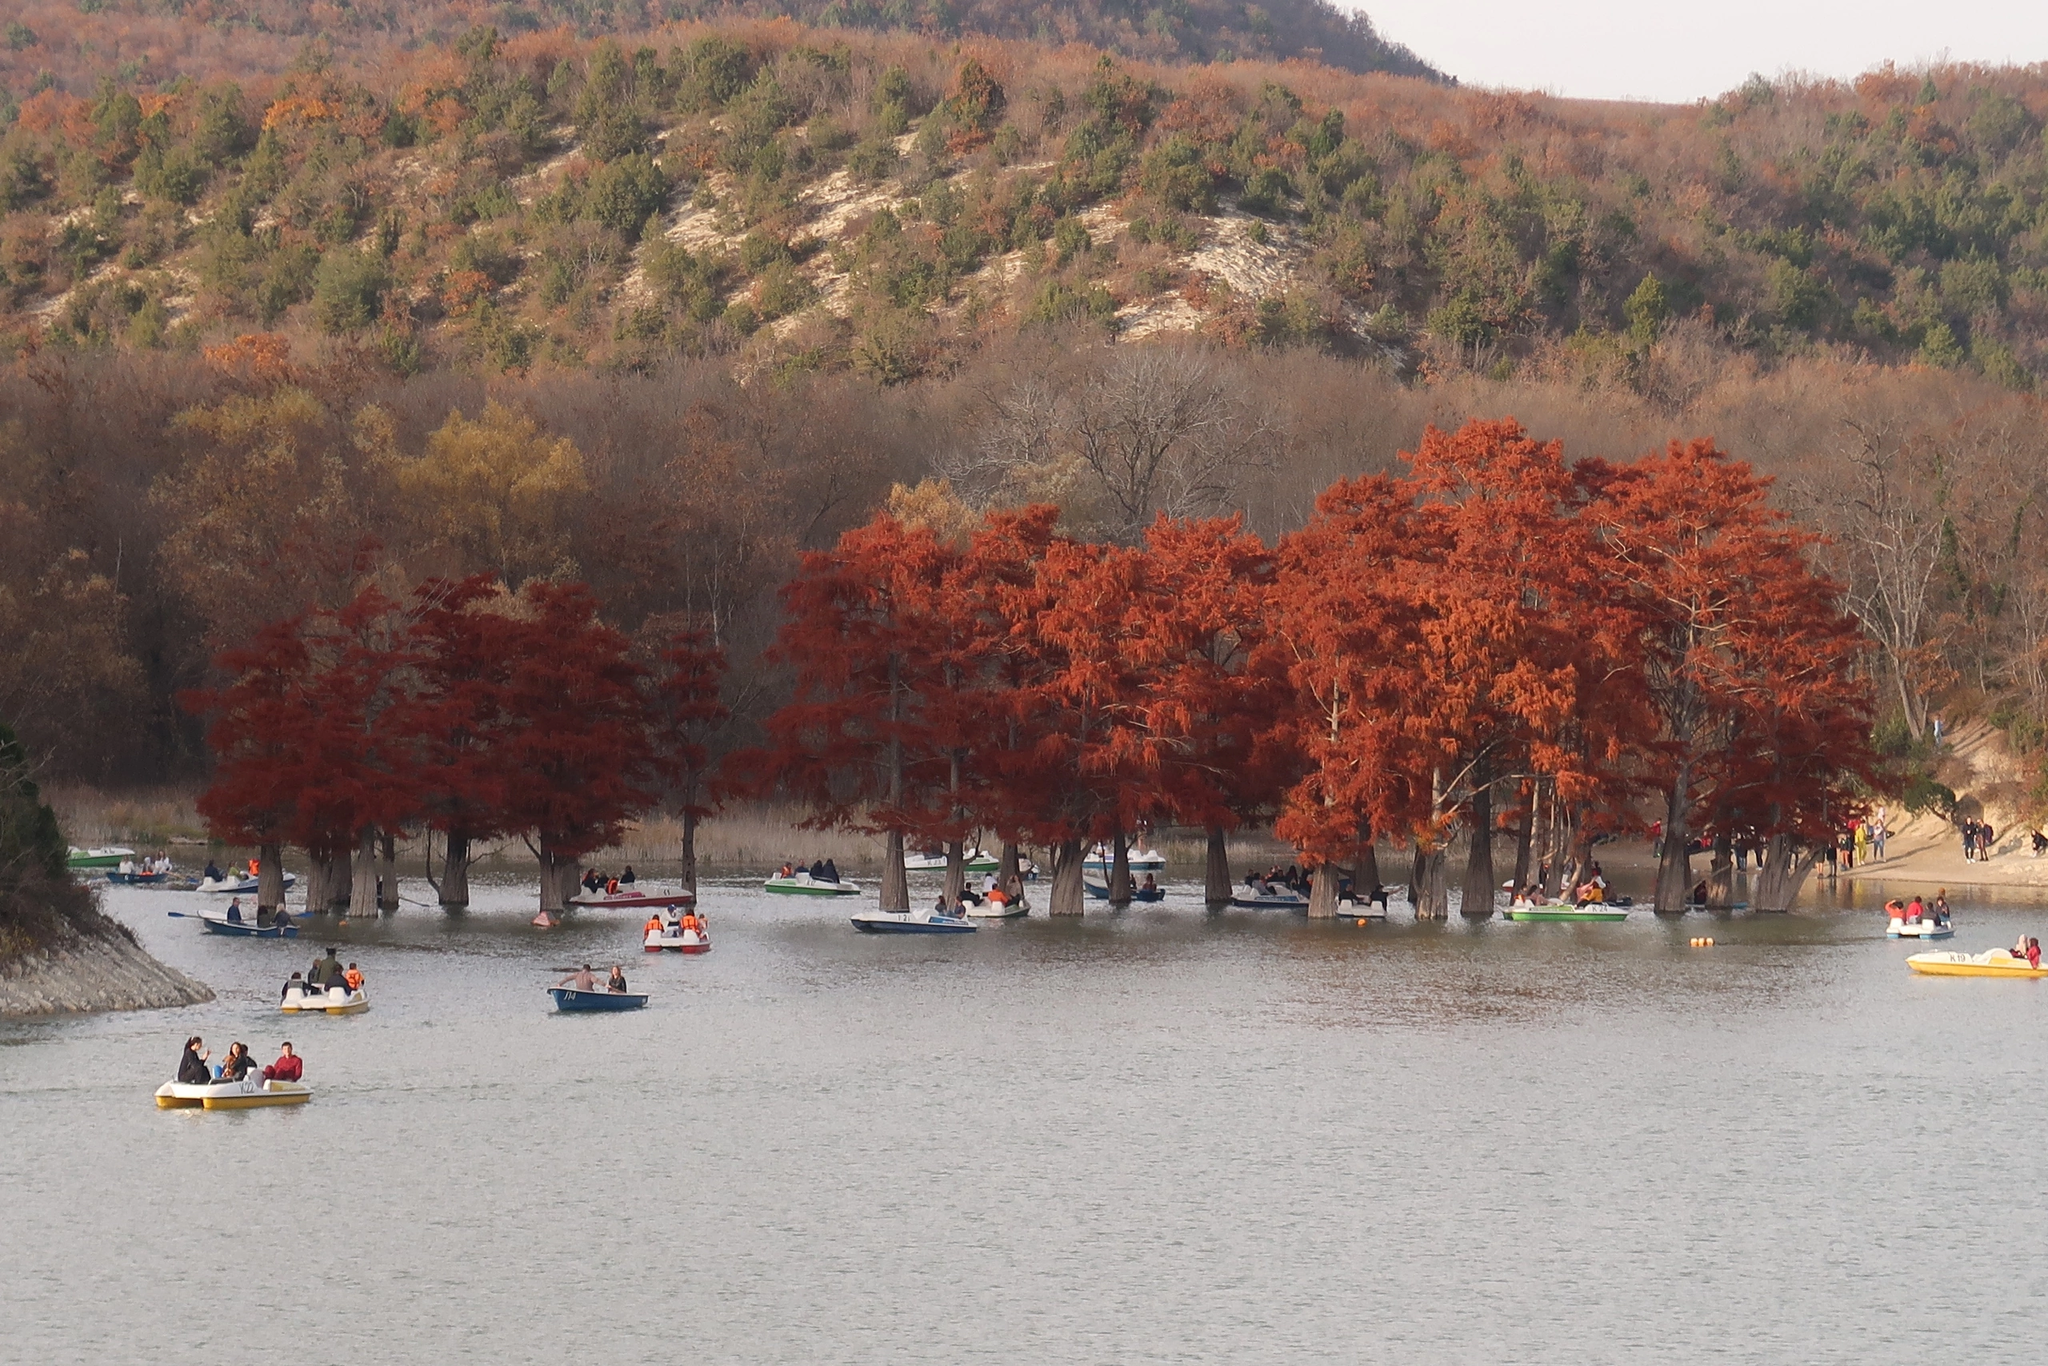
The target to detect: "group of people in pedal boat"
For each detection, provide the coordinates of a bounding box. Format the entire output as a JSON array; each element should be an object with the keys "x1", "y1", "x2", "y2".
[
  {"x1": 2010, "y1": 934, "x2": 2044, "y2": 968},
  {"x1": 1883, "y1": 891, "x2": 1953, "y2": 930},
  {"x1": 778, "y1": 859, "x2": 843, "y2": 883},
  {"x1": 580, "y1": 866, "x2": 639, "y2": 895},
  {"x1": 557, "y1": 963, "x2": 634, "y2": 993},
  {"x1": 1510, "y1": 862, "x2": 1611, "y2": 908},
  {"x1": 931, "y1": 870, "x2": 1029, "y2": 915},
  {"x1": 645, "y1": 908, "x2": 708, "y2": 937},
  {"x1": 178, "y1": 1035, "x2": 304, "y2": 1086},
  {"x1": 280, "y1": 947, "x2": 364, "y2": 999}
]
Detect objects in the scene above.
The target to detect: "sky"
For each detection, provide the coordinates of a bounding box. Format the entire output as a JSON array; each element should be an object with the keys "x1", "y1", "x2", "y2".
[{"x1": 1353, "y1": 1, "x2": 2048, "y2": 103}]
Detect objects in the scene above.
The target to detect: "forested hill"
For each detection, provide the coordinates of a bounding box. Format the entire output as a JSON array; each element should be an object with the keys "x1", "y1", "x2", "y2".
[{"x1": 0, "y1": 10, "x2": 2044, "y2": 388}]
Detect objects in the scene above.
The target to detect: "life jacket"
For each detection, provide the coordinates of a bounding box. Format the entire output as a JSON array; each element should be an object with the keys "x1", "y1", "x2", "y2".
[
  {"x1": 607, "y1": 878, "x2": 620, "y2": 894},
  {"x1": 343, "y1": 968, "x2": 364, "y2": 990},
  {"x1": 646, "y1": 917, "x2": 663, "y2": 935},
  {"x1": 248, "y1": 859, "x2": 260, "y2": 878}
]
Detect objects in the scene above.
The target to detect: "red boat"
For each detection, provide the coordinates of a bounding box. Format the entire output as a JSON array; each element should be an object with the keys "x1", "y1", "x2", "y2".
[{"x1": 566, "y1": 887, "x2": 697, "y2": 910}]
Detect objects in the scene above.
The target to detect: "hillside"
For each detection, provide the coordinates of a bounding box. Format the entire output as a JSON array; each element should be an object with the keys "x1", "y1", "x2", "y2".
[{"x1": 0, "y1": 14, "x2": 2042, "y2": 387}]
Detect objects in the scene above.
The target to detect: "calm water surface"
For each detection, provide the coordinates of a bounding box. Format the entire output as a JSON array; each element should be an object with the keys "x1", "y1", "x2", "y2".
[{"x1": 4, "y1": 870, "x2": 2047, "y2": 1364}]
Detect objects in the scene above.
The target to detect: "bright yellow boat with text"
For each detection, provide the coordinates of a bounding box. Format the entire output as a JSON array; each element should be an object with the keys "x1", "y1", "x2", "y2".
[{"x1": 1907, "y1": 949, "x2": 2048, "y2": 979}]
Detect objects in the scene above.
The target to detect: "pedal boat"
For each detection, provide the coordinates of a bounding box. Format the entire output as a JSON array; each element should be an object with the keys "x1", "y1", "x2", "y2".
[
  {"x1": 765, "y1": 872, "x2": 861, "y2": 896},
  {"x1": 643, "y1": 923, "x2": 711, "y2": 953},
  {"x1": 1507, "y1": 903, "x2": 1630, "y2": 922},
  {"x1": 1230, "y1": 887, "x2": 1310, "y2": 909},
  {"x1": 569, "y1": 887, "x2": 696, "y2": 910},
  {"x1": 156, "y1": 1077, "x2": 313, "y2": 1110},
  {"x1": 1907, "y1": 948, "x2": 2048, "y2": 978},
  {"x1": 194, "y1": 873, "x2": 297, "y2": 895},
  {"x1": 1888, "y1": 917, "x2": 1953, "y2": 939},
  {"x1": 281, "y1": 983, "x2": 368, "y2": 1014},
  {"x1": 549, "y1": 985, "x2": 650, "y2": 1011},
  {"x1": 68, "y1": 846, "x2": 136, "y2": 869},
  {"x1": 1084, "y1": 878, "x2": 1164, "y2": 902},
  {"x1": 851, "y1": 909, "x2": 977, "y2": 934},
  {"x1": 964, "y1": 897, "x2": 1028, "y2": 918},
  {"x1": 1083, "y1": 846, "x2": 1166, "y2": 872},
  {"x1": 904, "y1": 848, "x2": 1001, "y2": 873}
]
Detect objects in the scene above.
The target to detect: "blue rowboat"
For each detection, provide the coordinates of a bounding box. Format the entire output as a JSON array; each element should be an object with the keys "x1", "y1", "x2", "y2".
[
  {"x1": 850, "y1": 910, "x2": 977, "y2": 934},
  {"x1": 548, "y1": 986, "x2": 649, "y2": 1012},
  {"x1": 1083, "y1": 879, "x2": 1164, "y2": 902},
  {"x1": 198, "y1": 912, "x2": 298, "y2": 937},
  {"x1": 105, "y1": 869, "x2": 169, "y2": 886}
]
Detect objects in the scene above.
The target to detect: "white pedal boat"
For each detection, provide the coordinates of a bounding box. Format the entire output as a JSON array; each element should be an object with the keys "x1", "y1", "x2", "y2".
[
  {"x1": 765, "y1": 872, "x2": 861, "y2": 896},
  {"x1": 194, "y1": 873, "x2": 297, "y2": 895},
  {"x1": 964, "y1": 897, "x2": 1028, "y2": 918},
  {"x1": 281, "y1": 984, "x2": 368, "y2": 1014},
  {"x1": 1083, "y1": 845, "x2": 1165, "y2": 872},
  {"x1": 1231, "y1": 886, "x2": 1310, "y2": 909},
  {"x1": 156, "y1": 1077, "x2": 313, "y2": 1110},
  {"x1": 1888, "y1": 917, "x2": 1953, "y2": 939},
  {"x1": 569, "y1": 887, "x2": 696, "y2": 910},
  {"x1": 644, "y1": 923, "x2": 711, "y2": 953},
  {"x1": 904, "y1": 848, "x2": 1001, "y2": 873}
]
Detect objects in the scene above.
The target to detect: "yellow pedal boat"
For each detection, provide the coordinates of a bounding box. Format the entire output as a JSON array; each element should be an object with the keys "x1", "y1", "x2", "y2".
[
  {"x1": 1906, "y1": 949, "x2": 2048, "y2": 978},
  {"x1": 156, "y1": 1078, "x2": 314, "y2": 1110}
]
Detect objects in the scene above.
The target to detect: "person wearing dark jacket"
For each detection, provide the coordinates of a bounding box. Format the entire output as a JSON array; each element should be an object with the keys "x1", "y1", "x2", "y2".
[
  {"x1": 308, "y1": 947, "x2": 344, "y2": 989},
  {"x1": 280, "y1": 971, "x2": 306, "y2": 1002},
  {"x1": 178, "y1": 1037, "x2": 210, "y2": 1085},
  {"x1": 215, "y1": 1042, "x2": 254, "y2": 1083}
]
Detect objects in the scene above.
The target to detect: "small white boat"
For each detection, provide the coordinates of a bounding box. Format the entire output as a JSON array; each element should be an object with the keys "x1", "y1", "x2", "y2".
[
  {"x1": 765, "y1": 872, "x2": 861, "y2": 897},
  {"x1": 156, "y1": 1077, "x2": 313, "y2": 1110},
  {"x1": 904, "y1": 848, "x2": 1002, "y2": 873},
  {"x1": 281, "y1": 984, "x2": 368, "y2": 1014},
  {"x1": 1083, "y1": 845, "x2": 1165, "y2": 872},
  {"x1": 850, "y1": 909, "x2": 976, "y2": 934},
  {"x1": 568, "y1": 886, "x2": 696, "y2": 910},
  {"x1": 194, "y1": 873, "x2": 297, "y2": 895},
  {"x1": 68, "y1": 846, "x2": 137, "y2": 869},
  {"x1": 1230, "y1": 885, "x2": 1310, "y2": 909},
  {"x1": 963, "y1": 897, "x2": 1028, "y2": 919},
  {"x1": 644, "y1": 921, "x2": 711, "y2": 953},
  {"x1": 1888, "y1": 917, "x2": 1953, "y2": 939}
]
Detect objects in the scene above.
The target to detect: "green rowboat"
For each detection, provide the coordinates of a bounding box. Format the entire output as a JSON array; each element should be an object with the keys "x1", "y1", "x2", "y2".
[
  {"x1": 1506, "y1": 905, "x2": 1629, "y2": 923},
  {"x1": 67, "y1": 846, "x2": 137, "y2": 869},
  {"x1": 764, "y1": 873, "x2": 861, "y2": 897}
]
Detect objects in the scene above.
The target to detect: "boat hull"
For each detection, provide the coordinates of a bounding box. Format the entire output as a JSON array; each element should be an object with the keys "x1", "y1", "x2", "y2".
[
  {"x1": 1507, "y1": 907, "x2": 1630, "y2": 922},
  {"x1": 1230, "y1": 892, "x2": 1310, "y2": 909},
  {"x1": 904, "y1": 850, "x2": 1002, "y2": 873},
  {"x1": 643, "y1": 928, "x2": 710, "y2": 953},
  {"x1": 68, "y1": 846, "x2": 136, "y2": 869},
  {"x1": 104, "y1": 870, "x2": 169, "y2": 885},
  {"x1": 281, "y1": 987, "x2": 368, "y2": 1014},
  {"x1": 851, "y1": 911, "x2": 976, "y2": 933},
  {"x1": 1907, "y1": 951, "x2": 2048, "y2": 977},
  {"x1": 156, "y1": 1080, "x2": 312, "y2": 1110},
  {"x1": 964, "y1": 900, "x2": 1028, "y2": 918},
  {"x1": 1887, "y1": 918, "x2": 1953, "y2": 939},
  {"x1": 1084, "y1": 881, "x2": 1164, "y2": 902},
  {"x1": 569, "y1": 889, "x2": 696, "y2": 910},
  {"x1": 194, "y1": 874, "x2": 297, "y2": 895},
  {"x1": 765, "y1": 875, "x2": 860, "y2": 896},
  {"x1": 199, "y1": 915, "x2": 297, "y2": 938},
  {"x1": 549, "y1": 986, "x2": 650, "y2": 1011}
]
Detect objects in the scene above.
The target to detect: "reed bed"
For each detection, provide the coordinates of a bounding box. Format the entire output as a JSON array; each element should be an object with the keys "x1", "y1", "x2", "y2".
[{"x1": 45, "y1": 784, "x2": 211, "y2": 848}]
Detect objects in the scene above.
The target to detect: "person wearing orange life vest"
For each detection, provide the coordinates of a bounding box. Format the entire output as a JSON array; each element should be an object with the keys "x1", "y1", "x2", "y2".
[
  {"x1": 606, "y1": 877, "x2": 620, "y2": 895},
  {"x1": 645, "y1": 914, "x2": 664, "y2": 940},
  {"x1": 343, "y1": 962, "x2": 365, "y2": 992},
  {"x1": 248, "y1": 857, "x2": 260, "y2": 879}
]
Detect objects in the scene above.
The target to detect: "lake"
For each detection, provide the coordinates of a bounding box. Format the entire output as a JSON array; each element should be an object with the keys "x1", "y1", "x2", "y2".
[{"x1": 3, "y1": 871, "x2": 2045, "y2": 1363}]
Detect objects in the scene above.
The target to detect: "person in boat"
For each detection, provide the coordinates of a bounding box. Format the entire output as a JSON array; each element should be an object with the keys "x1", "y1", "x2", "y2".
[
  {"x1": 779, "y1": 862, "x2": 795, "y2": 879},
  {"x1": 1004, "y1": 872, "x2": 1026, "y2": 903},
  {"x1": 214, "y1": 1042, "x2": 255, "y2": 1084},
  {"x1": 1933, "y1": 890, "x2": 1951, "y2": 927},
  {"x1": 582, "y1": 868, "x2": 603, "y2": 894},
  {"x1": 247, "y1": 858, "x2": 260, "y2": 880},
  {"x1": 558, "y1": 963, "x2": 599, "y2": 991},
  {"x1": 1690, "y1": 880, "x2": 1708, "y2": 906},
  {"x1": 273, "y1": 905, "x2": 293, "y2": 932},
  {"x1": 607, "y1": 965, "x2": 629, "y2": 993},
  {"x1": 2030, "y1": 938, "x2": 2043, "y2": 970},
  {"x1": 823, "y1": 858, "x2": 841, "y2": 883},
  {"x1": 178, "y1": 1036, "x2": 211, "y2": 1085},
  {"x1": 933, "y1": 893, "x2": 950, "y2": 915},
  {"x1": 1244, "y1": 871, "x2": 1259, "y2": 890},
  {"x1": 1142, "y1": 873, "x2": 1158, "y2": 892},
  {"x1": 1904, "y1": 894, "x2": 1925, "y2": 922},
  {"x1": 680, "y1": 910, "x2": 702, "y2": 934},
  {"x1": 1883, "y1": 898, "x2": 1906, "y2": 921},
  {"x1": 281, "y1": 971, "x2": 307, "y2": 1002},
  {"x1": 1574, "y1": 880, "x2": 1606, "y2": 907},
  {"x1": 343, "y1": 962, "x2": 364, "y2": 992},
  {"x1": 118, "y1": 857, "x2": 135, "y2": 876},
  {"x1": 262, "y1": 1043, "x2": 302, "y2": 1083},
  {"x1": 645, "y1": 913, "x2": 665, "y2": 939},
  {"x1": 225, "y1": 897, "x2": 246, "y2": 924},
  {"x1": 620, "y1": 866, "x2": 636, "y2": 884},
  {"x1": 606, "y1": 876, "x2": 621, "y2": 895},
  {"x1": 308, "y1": 947, "x2": 344, "y2": 990},
  {"x1": 809, "y1": 859, "x2": 827, "y2": 880},
  {"x1": 982, "y1": 872, "x2": 1000, "y2": 897},
  {"x1": 203, "y1": 859, "x2": 223, "y2": 882},
  {"x1": 985, "y1": 884, "x2": 1009, "y2": 908}
]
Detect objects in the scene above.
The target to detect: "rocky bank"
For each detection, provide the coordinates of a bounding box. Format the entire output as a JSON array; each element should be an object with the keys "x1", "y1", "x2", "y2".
[{"x1": 0, "y1": 919, "x2": 213, "y2": 1018}]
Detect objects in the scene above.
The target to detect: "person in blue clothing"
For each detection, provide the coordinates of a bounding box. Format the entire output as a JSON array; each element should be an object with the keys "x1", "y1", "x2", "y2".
[{"x1": 225, "y1": 897, "x2": 245, "y2": 924}]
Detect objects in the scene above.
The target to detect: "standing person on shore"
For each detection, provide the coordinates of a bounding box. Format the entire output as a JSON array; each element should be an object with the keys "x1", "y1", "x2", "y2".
[
  {"x1": 1961, "y1": 819, "x2": 1977, "y2": 862},
  {"x1": 1980, "y1": 822, "x2": 1996, "y2": 861},
  {"x1": 1853, "y1": 823, "x2": 1869, "y2": 868}
]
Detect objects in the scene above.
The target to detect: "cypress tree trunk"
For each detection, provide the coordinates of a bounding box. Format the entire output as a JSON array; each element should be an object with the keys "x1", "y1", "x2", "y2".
[
  {"x1": 257, "y1": 841, "x2": 285, "y2": 918},
  {"x1": 1461, "y1": 772, "x2": 1495, "y2": 919},
  {"x1": 1706, "y1": 828, "x2": 1735, "y2": 908},
  {"x1": 1308, "y1": 860, "x2": 1338, "y2": 917},
  {"x1": 944, "y1": 838, "x2": 965, "y2": 906},
  {"x1": 377, "y1": 829, "x2": 398, "y2": 912},
  {"x1": 1204, "y1": 825, "x2": 1231, "y2": 904},
  {"x1": 1511, "y1": 788, "x2": 1535, "y2": 894},
  {"x1": 1109, "y1": 831, "x2": 1132, "y2": 905},
  {"x1": 1354, "y1": 832, "x2": 1381, "y2": 903},
  {"x1": 1049, "y1": 838, "x2": 1086, "y2": 915},
  {"x1": 441, "y1": 830, "x2": 472, "y2": 910},
  {"x1": 1412, "y1": 846, "x2": 1448, "y2": 919},
  {"x1": 1539, "y1": 788, "x2": 1567, "y2": 900},
  {"x1": 999, "y1": 841, "x2": 1021, "y2": 886},
  {"x1": 881, "y1": 829, "x2": 909, "y2": 910},
  {"x1": 1755, "y1": 834, "x2": 1820, "y2": 911},
  {"x1": 679, "y1": 811, "x2": 699, "y2": 897},
  {"x1": 1654, "y1": 765, "x2": 1694, "y2": 913},
  {"x1": 537, "y1": 839, "x2": 566, "y2": 916},
  {"x1": 348, "y1": 829, "x2": 378, "y2": 919}
]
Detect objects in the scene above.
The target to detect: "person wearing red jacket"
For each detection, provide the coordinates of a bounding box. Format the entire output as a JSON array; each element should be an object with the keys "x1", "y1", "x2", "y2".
[{"x1": 262, "y1": 1043, "x2": 303, "y2": 1083}]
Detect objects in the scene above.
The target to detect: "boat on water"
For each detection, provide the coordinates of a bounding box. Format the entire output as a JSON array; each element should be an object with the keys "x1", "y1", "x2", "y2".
[
  {"x1": 104, "y1": 868, "x2": 170, "y2": 886},
  {"x1": 850, "y1": 908, "x2": 977, "y2": 934},
  {"x1": 549, "y1": 985, "x2": 650, "y2": 1011},
  {"x1": 156, "y1": 1077, "x2": 313, "y2": 1110},
  {"x1": 644, "y1": 921, "x2": 711, "y2": 953},
  {"x1": 765, "y1": 872, "x2": 861, "y2": 897},
  {"x1": 67, "y1": 846, "x2": 136, "y2": 869},
  {"x1": 568, "y1": 886, "x2": 696, "y2": 910},
  {"x1": 1083, "y1": 845, "x2": 1165, "y2": 872},
  {"x1": 193, "y1": 873, "x2": 297, "y2": 895},
  {"x1": 1230, "y1": 886, "x2": 1309, "y2": 909},
  {"x1": 1084, "y1": 879, "x2": 1164, "y2": 902},
  {"x1": 904, "y1": 848, "x2": 1002, "y2": 873},
  {"x1": 1888, "y1": 917, "x2": 1953, "y2": 939},
  {"x1": 281, "y1": 984, "x2": 368, "y2": 1014},
  {"x1": 1907, "y1": 948, "x2": 2048, "y2": 978},
  {"x1": 196, "y1": 911, "x2": 298, "y2": 938},
  {"x1": 963, "y1": 897, "x2": 1028, "y2": 919},
  {"x1": 1506, "y1": 904, "x2": 1630, "y2": 922}
]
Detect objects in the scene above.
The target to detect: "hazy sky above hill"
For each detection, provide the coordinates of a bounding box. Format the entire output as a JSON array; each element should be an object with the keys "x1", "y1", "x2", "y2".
[{"x1": 1356, "y1": 1, "x2": 2048, "y2": 102}]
